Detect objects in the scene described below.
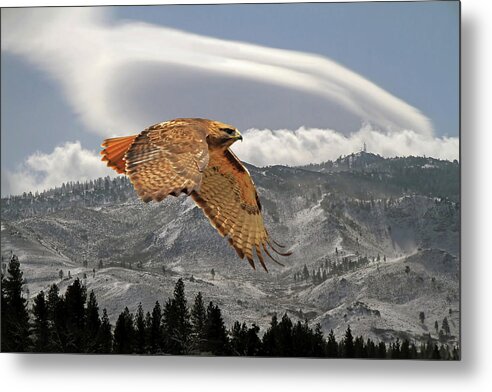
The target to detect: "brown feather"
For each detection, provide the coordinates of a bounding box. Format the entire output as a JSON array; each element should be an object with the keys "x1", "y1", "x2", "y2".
[{"x1": 100, "y1": 135, "x2": 137, "y2": 174}]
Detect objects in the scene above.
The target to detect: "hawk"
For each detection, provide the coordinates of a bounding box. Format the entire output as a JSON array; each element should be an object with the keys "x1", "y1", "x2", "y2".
[{"x1": 101, "y1": 118, "x2": 291, "y2": 271}]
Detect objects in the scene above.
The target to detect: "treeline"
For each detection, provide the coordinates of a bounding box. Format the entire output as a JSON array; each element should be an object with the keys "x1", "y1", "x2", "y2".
[
  {"x1": 1, "y1": 176, "x2": 136, "y2": 219},
  {"x1": 303, "y1": 154, "x2": 459, "y2": 202},
  {"x1": 1, "y1": 255, "x2": 459, "y2": 359}
]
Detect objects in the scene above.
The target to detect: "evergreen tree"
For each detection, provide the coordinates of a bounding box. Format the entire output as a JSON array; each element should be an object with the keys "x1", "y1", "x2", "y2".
[
  {"x1": 311, "y1": 323, "x2": 326, "y2": 357},
  {"x1": 354, "y1": 335, "x2": 366, "y2": 358},
  {"x1": 291, "y1": 320, "x2": 309, "y2": 357},
  {"x1": 276, "y1": 313, "x2": 294, "y2": 356},
  {"x1": 431, "y1": 343, "x2": 441, "y2": 359},
  {"x1": 32, "y1": 291, "x2": 50, "y2": 352},
  {"x1": 135, "y1": 303, "x2": 146, "y2": 354},
  {"x1": 442, "y1": 317, "x2": 451, "y2": 335},
  {"x1": 96, "y1": 309, "x2": 113, "y2": 353},
  {"x1": 64, "y1": 278, "x2": 87, "y2": 352},
  {"x1": 261, "y1": 314, "x2": 279, "y2": 356},
  {"x1": 400, "y1": 339, "x2": 411, "y2": 359},
  {"x1": 113, "y1": 307, "x2": 135, "y2": 354},
  {"x1": 244, "y1": 323, "x2": 262, "y2": 356},
  {"x1": 302, "y1": 264, "x2": 309, "y2": 280},
  {"x1": 144, "y1": 311, "x2": 152, "y2": 350},
  {"x1": 1, "y1": 271, "x2": 8, "y2": 351},
  {"x1": 419, "y1": 311, "x2": 425, "y2": 324},
  {"x1": 46, "y1": 283, "x2": 64, "y2": 351},
  {"x1": 390, "y1": 339, "x2": 401, "y2": 359},
  {"x1": 163, "y1": 279, "x2": 192, "y2": 354},
  {"x1": 230, "y1": 321, "x2": 248, "y2": 355},
  {"x1": 343, "y1": 325, "x2": 355, "y2": 358},
  {"x1": 190, "y1": 292, "x2": 207, "y2": 352},
  {"x1": 366, "y1": 338, "x2": 377, "y2": 358},
  {"x1": 376, "y1": 341, "x2": 387, "y2": 359},
  {"x1": 326, "y1": 329, "x2": 338, "y2": 358},
  {"x1": 85, "y1": 290, "x2": 100, "y2": 352},
  {"x1": 1, "y1": 254, "x2": 31, "y2": 352},
  {"x1": 149, "y1": 301, "x2": 163, "y2": 353},
  {"x1": 203, "y1": 302, "x2": 230, "y2": 355}
]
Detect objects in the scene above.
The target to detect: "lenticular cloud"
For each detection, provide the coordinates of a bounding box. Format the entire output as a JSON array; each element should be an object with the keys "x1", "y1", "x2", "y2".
[{"x1": 2, "y1": 7, "x2": 432, "y2": 137}]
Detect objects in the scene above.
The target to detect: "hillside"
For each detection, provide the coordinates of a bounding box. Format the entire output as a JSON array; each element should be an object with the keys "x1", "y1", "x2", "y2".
[{"x1": 1, "y1": 153, "x2": 460, "y2": 345}]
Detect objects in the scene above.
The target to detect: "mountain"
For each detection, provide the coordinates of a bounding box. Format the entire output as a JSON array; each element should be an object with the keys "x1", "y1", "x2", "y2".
[{"x1": 0, "y1": 153, "x2": 460, "y2": 345}]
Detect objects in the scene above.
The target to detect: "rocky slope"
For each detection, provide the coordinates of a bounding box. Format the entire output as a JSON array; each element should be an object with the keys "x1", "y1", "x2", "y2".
[{"x1": 1, "y1": 152, "x2": 460, "y2": 345}]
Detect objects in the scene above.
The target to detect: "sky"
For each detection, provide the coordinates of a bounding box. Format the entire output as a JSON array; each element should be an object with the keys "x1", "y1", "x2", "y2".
[{"x1": 1, "y1": 1, "x2": 460, "y2": 196}]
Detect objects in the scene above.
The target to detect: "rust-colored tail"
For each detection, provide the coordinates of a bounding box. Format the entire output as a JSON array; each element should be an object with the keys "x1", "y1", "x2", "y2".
[{"x1": 100, "y1": 135, "x2": 137, "y2": 174}]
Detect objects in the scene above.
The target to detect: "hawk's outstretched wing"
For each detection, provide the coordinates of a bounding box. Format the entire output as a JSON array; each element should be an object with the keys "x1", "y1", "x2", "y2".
[
  {"x1": 101, "y1": 120, "x2": 209, "y2": 202},
  {"x1": 191, "y1": 149, "x2": 290, "y2": 271}
]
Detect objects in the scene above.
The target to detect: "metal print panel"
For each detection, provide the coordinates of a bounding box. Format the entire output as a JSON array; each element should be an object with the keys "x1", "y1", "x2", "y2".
[{"x1": 0, "y1": 1, "x2": 460, "y2": 359}]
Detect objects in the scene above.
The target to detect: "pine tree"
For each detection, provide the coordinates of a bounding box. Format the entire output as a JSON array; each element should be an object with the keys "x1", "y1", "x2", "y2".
[
  {"x1": 400, "y1": 339, "x2": 411, "y2": 359},
  {"x1": 1, "y1": 254, "x2": 31, "y2": 352},
  {"x1": 312, "y1": 323, "x2": 326, "y2": 357},
  {"x1": 135, "y1": 303, "x2": 146, "y2": 354},
  {"x1": 32, "y1": 291, "x2": 50, "y2": 352},
  {"x1": 203, "y1": 302, "x2": 230, "y2": 355},
  {"x1": 230, "y1": 321, "x2": 248, "y2": 355},
  {"x1": 190, "y1": 292, "x2": 207, "y2": 352},
  {"x1": 46, "y1": 283, "x2": 64, "y2": 351},
  {"x1": 390, "y1": 339, "x2": 401, "y2": 359},
  {"x1": 343, "y1": 325, "x2": 355, "y2": 358},
  {"x1": 1, "y1": 271, "x2": 8, "y2": 351},
  {"x1": 277, "y1": 313, "x2": 293, "y2": 356},
  {"x1": 442, "y1": 317, "x2": 450, "y2": 335},
  {"x1": 144, "y1": 311, "x2": 152, "y2": 350},
  {"x1": 244, "y1": 323, "x2": 262, "y2": 356},
  {"x1": 96, "y1": 309, "x2": 113, "y2": 353},
  {"x1": 431, "y1": 343, "x2": 441, "y2": 359},
  {"x1": 149, "y1": 301, "x2": 163, "y2": 353},
  {"x1": 419, "y1": 311, "x2": 425, "y2": 324},
  {"x1": 291, "y1": 320, "x2": 310, "y2": 357},
  {"x1": 302, "y1": 264, "x2": 309, "y2": 280},
  {"x1": 163, "y1": 279, "x2": 192, "y2": 354},
  {"x1": 377, "y1": 341, "x2": 387, "y2": 359},
  {"x1": 113, "y1": 307, "x2": 135, "y2": 354},
  {"x1": 354, "y1": 335, "x2": 365, "y2": 358},
  {"x1": 261, "y1": 314, "x2": 279, "y2": 356},
  {"x1": 85, "y1": 290, "x2": 100, "y2": 352},
  {"x1": 366, "y1": 338, "x2": 377, "y2": 358},
  {"x1": 326, "y1": 329, "x2": 338, "y2": 357},
  {"x1": 64, "y1": 278, "x2": 87, "y2": 352}
]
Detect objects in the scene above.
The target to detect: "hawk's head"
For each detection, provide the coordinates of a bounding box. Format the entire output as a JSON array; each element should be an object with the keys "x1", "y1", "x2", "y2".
[{"x1": 207, "y1": 120, "x2": 243, "y2": 148}]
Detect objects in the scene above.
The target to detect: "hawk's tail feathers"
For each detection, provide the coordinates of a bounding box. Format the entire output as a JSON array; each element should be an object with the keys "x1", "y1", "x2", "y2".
[{"x1": 100, "y1": 135, "x2": 137, "y2": 174}]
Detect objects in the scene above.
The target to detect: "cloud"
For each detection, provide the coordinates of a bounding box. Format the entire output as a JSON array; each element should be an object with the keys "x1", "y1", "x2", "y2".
[
  {"x1": 1, "y1": 7, "x2": 433, "y2": 137},
  {"x1": 0, "y1": 7, "x2": 458, "y2": 196},
  {"x1": 2, "y1": 126, "x2": 458, "y2": 196},
  {"x1": 232, "y1": 125, "x2": 459, "y2": 167},
  {"x1": 2, "y1": 142, "x2": 117, "y2": 196}
]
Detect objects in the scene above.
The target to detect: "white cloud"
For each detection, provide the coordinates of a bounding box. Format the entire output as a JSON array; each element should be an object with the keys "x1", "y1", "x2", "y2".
[
  {"x1": 1, "y1": 7, "x2": 433, "y2": 137},
  {"x1": 2, "y1": 126, "x2": 458, "y2": 196},
  {"x1": 0, "y1": 7, "x2": 458, "y2": 197},
  {"x1": 2, "y1": 141, "x2": 117, "y2": 196},
  {"x1": 232, "y1": 125, "x2": 459, "y2": 167}
]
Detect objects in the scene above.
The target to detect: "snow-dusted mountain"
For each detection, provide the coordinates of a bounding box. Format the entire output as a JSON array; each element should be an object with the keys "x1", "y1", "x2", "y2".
[{"x1": 1, "y1": 152, "x2": 460, "y2": 345}]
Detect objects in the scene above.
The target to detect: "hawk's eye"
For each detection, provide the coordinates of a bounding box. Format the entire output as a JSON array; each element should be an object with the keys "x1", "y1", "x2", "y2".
[{"x1": 221, "y1": 128, "x2": 235, "y2": 135}]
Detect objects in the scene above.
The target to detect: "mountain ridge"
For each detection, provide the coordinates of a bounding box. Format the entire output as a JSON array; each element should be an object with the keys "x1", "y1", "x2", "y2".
[{"x1": 1, "y1": 152, "x2": 460, "y2": 345}]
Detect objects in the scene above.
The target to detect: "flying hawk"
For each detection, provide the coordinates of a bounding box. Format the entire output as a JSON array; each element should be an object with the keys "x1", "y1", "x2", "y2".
[{"x1": 101, "y1": 118, "x2": 291, "y2": 271}]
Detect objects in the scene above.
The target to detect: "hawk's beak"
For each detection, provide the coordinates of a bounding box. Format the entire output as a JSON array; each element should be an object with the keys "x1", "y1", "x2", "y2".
[{"x1": 235, "y1": 131, "x2": 243, "y2": 141}]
